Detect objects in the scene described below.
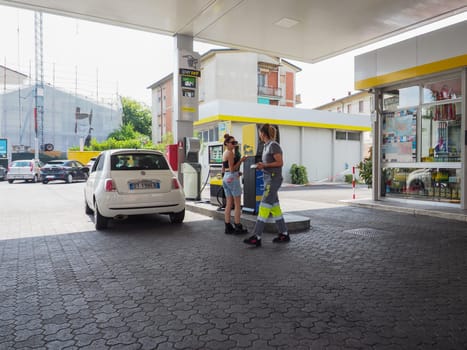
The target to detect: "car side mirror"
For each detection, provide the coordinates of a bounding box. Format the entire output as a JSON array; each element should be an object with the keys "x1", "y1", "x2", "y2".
[{"x1": 82, "y1": 167, "x2": 90, "y2": 173}]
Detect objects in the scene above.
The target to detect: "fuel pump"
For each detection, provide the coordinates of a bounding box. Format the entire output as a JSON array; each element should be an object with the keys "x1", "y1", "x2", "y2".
[
  {"x1": 181, "y1": 137, "x2": 201, "y2": 200},
  {"x1": 241, "y1": 124, "x2": 280, "y2": 214},
  {"x1": 207, "y1": 143, "x2": 225, "y2": 207}
]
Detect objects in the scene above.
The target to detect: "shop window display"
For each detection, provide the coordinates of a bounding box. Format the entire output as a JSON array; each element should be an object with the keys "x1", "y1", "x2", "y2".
[
  {"x1": 421, "y1": 78, "x2": 462, "y2": 162},
  {"x1": 383, "y1": 167, "x2": 461, "y2": 203},
  {"x1": 381, "y1": 86, "x2": 418, "y2": 163},
  {"x1": 379, "y1": 75, "x2": 462, "y2": 204}
]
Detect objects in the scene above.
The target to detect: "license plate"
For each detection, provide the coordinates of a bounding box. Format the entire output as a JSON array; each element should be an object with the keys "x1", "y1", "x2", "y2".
[
  {"x1": 129, "y1": 181, "x2": 160, "y2": 190},
  {"x1": 47, "y1": 175, "x2": 55, "y2": 179}
]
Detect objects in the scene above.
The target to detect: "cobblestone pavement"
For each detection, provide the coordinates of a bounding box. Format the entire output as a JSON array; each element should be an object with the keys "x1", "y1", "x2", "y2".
[{"x1": 1, "y1": 181, "x2": 467, "y2": 349}]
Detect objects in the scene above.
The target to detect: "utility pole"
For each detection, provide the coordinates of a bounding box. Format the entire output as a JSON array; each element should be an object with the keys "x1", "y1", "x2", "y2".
[{"x1": 34, "y1": 11, "x2": 44, "y2": 159}]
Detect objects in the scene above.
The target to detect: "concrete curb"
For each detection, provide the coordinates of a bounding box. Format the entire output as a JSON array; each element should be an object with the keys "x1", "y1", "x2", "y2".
[{"x1": 185, "y1": 200, "x2": 311, "y2": 233}]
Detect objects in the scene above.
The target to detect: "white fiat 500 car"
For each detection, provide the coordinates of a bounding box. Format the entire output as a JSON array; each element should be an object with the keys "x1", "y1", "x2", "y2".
[{"x1": 84, "y1": 149, "x2": 185, "y2": 230}]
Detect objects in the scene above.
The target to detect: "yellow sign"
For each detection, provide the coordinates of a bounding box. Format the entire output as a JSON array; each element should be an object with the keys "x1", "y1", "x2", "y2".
[{"x1": 242, "y1": 124, "x2": 256, "y2": 156}]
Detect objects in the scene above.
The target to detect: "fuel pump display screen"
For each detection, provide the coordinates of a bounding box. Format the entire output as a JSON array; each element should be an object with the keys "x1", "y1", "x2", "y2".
[
  {"x1": 208, "y1": 144, "x2": 223, "y2": 164},
  {"x1": 181, "y1": 76, "x2": 196, "y2": 88}
]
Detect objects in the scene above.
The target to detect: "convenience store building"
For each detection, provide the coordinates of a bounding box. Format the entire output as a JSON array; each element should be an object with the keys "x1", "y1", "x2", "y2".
[{"x1": 355, "y1": 21, "x2": 467, "y2": 209}]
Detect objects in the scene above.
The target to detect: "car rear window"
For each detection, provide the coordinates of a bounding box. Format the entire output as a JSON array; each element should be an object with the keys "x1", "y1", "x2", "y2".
[
  {"x1": 12, "y1": 161, "x2": 31, "y2": 167},
  {"x1": 110, "y1": 153, "x2": 169, "y2": 171}
]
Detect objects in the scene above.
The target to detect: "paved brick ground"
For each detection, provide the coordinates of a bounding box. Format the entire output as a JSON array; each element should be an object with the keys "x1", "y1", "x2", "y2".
[{"x1": 1, "y1": 182, "x2": 467, "y2": 349}]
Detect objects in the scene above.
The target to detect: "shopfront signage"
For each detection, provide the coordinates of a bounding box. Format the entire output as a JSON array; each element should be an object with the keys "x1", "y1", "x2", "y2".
[{"x1": 179, "y1": 68, "x2": 201, "y2": 78}]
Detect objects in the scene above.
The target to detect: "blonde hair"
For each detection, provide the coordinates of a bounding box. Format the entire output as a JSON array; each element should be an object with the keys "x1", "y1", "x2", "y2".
[{"x1": 259, "y1": 124, "x2": 276, "y2": 140}]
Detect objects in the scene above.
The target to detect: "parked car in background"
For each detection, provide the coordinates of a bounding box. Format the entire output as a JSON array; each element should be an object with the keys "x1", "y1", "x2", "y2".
[
  {"x1": 7, "y1": 159, "x2": 43, "y2": 183},
  {"x1": 0, "y1": 165, "x2": 6, "y2": 181},
  {"x1": 84, "y1": 149, "x2": 185, "y2": 230},
  {"x1": 85, "y1": 157, "x2": 96, "y2": 170},
  {"x1": 41, "y1": 160, "x2": 89, "y2": 184},
  {"x1": 407, "y1": 168, "x2": 433, "y2": 191}
]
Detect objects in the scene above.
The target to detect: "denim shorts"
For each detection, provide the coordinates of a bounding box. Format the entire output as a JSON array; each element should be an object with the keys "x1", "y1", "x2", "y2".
[{"x1": 222, "y1": 171, "x2": 242, "y2": 197}]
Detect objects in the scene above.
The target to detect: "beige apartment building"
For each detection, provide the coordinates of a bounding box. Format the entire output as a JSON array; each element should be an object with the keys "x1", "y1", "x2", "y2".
[{"x1": 148, "y1": 49, "x2": 301, "y2": 144}]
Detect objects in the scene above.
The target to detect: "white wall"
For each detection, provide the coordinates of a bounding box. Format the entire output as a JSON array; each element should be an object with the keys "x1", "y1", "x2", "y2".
[
  {"x1": 212, "y1": 52, "x2": 258, "y2": 103},
  {"x1": 334, "y1": 139, "x2": 361, "y2": 181},
  {"x1": 278, "y1": 126, "x2": 301, "y2": 182},
  {"x1": 355, "y1": 21, "x2": 467, "y2": 86},
  {"x1": 303, "y1": 128, "x2": 333, "y2": 181}
]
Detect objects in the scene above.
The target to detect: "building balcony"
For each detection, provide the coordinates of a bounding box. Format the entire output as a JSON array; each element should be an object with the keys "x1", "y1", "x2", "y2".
[{"x1": 257, "y1": 86, "x2": 282, "y2": 99}]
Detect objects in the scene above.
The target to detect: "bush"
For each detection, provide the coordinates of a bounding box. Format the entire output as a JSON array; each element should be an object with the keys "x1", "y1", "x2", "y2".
[
  {"x1": 357, "y1": 147, "x2": 372, "y2": 187},
  {"x1": 290, "y1": 164, "x2": 309, "y2": 185},
  {"x1": 344, "y1": 174, "x2": 353, "y2": 184}
]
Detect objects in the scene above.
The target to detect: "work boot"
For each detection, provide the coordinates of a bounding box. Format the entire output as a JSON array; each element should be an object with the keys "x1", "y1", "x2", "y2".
[
  {"x1": 225, "y1": 222, "x2": 236, "y2": 234},
  {"x1": 234, "y1": 223, "x2": 248, "y2": 234}
]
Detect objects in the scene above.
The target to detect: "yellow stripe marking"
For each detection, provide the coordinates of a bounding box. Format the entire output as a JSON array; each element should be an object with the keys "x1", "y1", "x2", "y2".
[
  {"x1": 355, "y1": 54, "x2": 467, "y2": 90},
  {"x1": 194, "y1": 115, "x2": 370, "y2": 131}
]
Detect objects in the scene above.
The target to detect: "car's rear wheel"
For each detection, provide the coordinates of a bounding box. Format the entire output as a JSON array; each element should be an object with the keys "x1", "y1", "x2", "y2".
[
  {"x1": 8, "y1": 179, "x2": 13, "y2": 184},
  {"x1": 85, "y1": 199, "x2": 93, "y2": 215},
  {"x1": 94, "y1": 202, "x2": 108, "y2": 230},
  {"x1": 42, "y1": 180, "x2": 48, "y2": 184},
  {"x1": 169, "y1": 209, "x2": 185, "y2": 224},
  {"x1": 66, "y1": 174, "x2": 73, "y2": 183},
  {"x1": 409, "y1": 180, "x2": 424, "y2": 192}
]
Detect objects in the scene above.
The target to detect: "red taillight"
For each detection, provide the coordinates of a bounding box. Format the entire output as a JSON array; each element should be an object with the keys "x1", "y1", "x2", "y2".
[
  {"x1": 30, "y1": 162, "x2": 33, "y2": 172},
  {"x1": 105, "y1": 179, "x2": 116, "y2": 192},
  {"x1": 172, "y1": 178, "x2": 180, "y2": 189}
]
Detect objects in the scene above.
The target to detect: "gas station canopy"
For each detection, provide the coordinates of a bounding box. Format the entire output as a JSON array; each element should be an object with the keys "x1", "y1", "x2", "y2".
[{"x1": 0, "y1": 0, "x2": 466, "y2": 63}]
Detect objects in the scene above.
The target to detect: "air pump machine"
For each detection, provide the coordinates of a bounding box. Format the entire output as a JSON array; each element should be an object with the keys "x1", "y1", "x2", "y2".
[{"x1": 181, "y1": 137, "x2": 202, "y2": 200}]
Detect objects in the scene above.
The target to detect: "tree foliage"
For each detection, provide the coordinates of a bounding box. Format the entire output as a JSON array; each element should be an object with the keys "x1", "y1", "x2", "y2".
[
  {"x1": 68, "y1": 97, "x2": 176, "y2": 153},
  {"x1": 120, "y1": 96, "x2": 152, "y2": 137}
]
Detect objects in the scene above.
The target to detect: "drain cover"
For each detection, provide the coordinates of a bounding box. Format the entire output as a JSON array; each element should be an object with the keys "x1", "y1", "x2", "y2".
[{"x1": 343, "y1": 228, "x2": 391, "y2": 238}]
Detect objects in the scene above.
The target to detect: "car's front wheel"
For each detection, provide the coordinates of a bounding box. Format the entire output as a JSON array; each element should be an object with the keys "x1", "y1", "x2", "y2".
[
  {"x1": 169, "y1": 209, "x2": 185, "y2": 224},
  {"x1": 42, "y1": 180, "x2": 48, "y2": 184},
  {"x1": 8, "y1": 179, "x2": 13, "y2": 184},
  {"x1": 94, "y1": 202, "x2": 108, "y2": 230},
  {"x1": 66, "y1": 174, "x2": 73, "y2": 183}
]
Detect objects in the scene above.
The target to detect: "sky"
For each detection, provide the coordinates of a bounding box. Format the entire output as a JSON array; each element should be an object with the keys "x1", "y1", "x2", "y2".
[{"x1": 1, "y1": 4, "x2": 466, "y2": 109}]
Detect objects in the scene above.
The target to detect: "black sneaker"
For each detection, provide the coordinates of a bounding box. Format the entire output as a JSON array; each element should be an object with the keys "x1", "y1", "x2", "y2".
[
  {"x1": 243, "y1": 235, "x2": 261, "y2": 247},
  {"x1": 225, "y1": 223, "x2": 236, "y2": 234},
  {"x1": 273, "y1": 233, "x2": 290, "y2": 243}
]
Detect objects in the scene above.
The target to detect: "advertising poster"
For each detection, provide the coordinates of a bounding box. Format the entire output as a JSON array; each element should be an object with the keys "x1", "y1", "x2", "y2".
[{"x1": 382, "y1": 109, "x2": 417, "y2": 163}]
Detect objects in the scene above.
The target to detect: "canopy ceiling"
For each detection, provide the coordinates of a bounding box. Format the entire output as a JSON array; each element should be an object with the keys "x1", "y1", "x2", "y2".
[{"x1": 0, "y1": 0, "x2": 466, "y2": 63}]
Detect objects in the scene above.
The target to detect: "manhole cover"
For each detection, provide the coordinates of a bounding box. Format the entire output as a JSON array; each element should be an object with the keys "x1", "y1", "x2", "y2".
[{"x1": 343, "y1": 228, "x2": 391, "y2": 238}]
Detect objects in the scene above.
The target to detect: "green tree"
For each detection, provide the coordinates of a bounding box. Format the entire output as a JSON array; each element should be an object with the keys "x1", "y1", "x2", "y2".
[
  {"x1": 108, "y1": 123, "x2": 139, "y2": 141},
  {"x1": 120, "y1": 96, "x2": 152, "y2": 137}
]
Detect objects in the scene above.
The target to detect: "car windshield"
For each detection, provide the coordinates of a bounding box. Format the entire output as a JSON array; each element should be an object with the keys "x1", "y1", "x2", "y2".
[{"x1": 110, "y1": 153, "x2": 169, "y2": 171}]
